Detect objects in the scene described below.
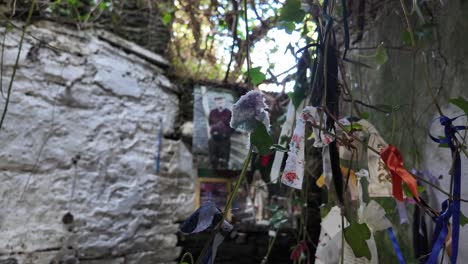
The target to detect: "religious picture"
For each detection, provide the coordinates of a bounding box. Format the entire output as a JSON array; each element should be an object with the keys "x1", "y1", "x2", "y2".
[
  {"x1": 193, "y1": 85, "x2": 249, "y2": 170},
  {"x1": 195, "y1": 178, "x2": 231, "y2": 219}
]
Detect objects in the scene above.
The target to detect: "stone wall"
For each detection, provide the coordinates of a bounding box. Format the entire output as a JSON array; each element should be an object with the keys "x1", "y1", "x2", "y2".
[
  {"x1": 110, "y1": 0, "x2": 171, "y2": 56},
  {"x1": 0, "y1": 21, "x2": 194, "y2": 264}
]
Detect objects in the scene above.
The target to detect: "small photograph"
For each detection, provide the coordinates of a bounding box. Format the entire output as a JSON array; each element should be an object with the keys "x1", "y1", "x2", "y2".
[
  {"x1": 193, "y1": 85, "x2": 249, "y2": 170},
  {"x1": 195, "y1": 178, "x2": 231, "y2": 214}
]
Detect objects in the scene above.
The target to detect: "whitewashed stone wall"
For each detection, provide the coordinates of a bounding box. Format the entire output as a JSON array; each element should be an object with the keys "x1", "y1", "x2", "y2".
[{"x1": 0, "y1": 21, "x2": 195, "y2": 264}]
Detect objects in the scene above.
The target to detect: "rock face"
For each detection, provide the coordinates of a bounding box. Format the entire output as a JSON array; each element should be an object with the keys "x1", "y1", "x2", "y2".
[{"x1": 0, "y1": 21, "x2": 194, "y2": 263}]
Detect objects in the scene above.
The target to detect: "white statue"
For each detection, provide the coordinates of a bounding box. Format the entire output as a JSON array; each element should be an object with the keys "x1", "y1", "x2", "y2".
[{"x1": 250, "y1": 170, "x2": 269, "y2": 223}]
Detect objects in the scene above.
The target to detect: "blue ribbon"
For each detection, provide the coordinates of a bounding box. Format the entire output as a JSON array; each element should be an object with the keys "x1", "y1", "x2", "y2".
[
  {"x1": 428, "y1": 115, "x2": 466, "y2": 264},
  {"x1": 426, "y1": 200, "x2": 452, "y2": 264},
  {"x1": 155, "y1": 118, "x2": 163, "y2": 174},
  {"x1": 387, "y1": 227, "x2": 406, "y2": 264}
]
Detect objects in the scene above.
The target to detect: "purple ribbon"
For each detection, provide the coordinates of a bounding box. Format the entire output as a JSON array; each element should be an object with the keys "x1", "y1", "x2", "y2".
[
  {"x1": 396, "y1": 201, "x2": 409, "y2": 224},
  {"x1": 387, "y1": 227, "x2": 405, "y2": 264},
  {"x1": 428, "y1": 115, "x2": 466, "y2": 264}
]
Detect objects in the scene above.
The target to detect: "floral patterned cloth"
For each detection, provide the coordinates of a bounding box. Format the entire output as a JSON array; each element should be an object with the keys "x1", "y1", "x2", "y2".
[{"x1": 281, "y1": 106, "x2": 334, "y2": 189}]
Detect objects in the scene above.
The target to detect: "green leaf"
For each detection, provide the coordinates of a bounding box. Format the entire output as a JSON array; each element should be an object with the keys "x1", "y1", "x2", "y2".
[
  {"x1": 344, "y1": 221, "x2": 372, "y2": 260},
  {"x1": 279, "y1": 0, "x2": 305, "y2": 23},
  {"x1": 449, "y1": 96, "x2": 468, "y2": 116},
  {"x1": 319, "y1": 203, "x2": 332, "y2": 218},
  {"x1": 277, "y1": 21, "x2": 296, "y2": 34},
  {"x1": 266, "y1": 204, "x2": 279, "y2": 212},
  {"x1": 249, "y1": 67, "x2": 266, "y2": 86},
  {"x1": 162, "y1": 13, "x2": 172, "y2": 25},
  {"x1": 418, "y1": 185, "x2": 425, "y2": 194},
  {"x1": 271, "y1": 144, "x2": 289, "y2": 152},
  {"x1": 288, "y1": 74, "x2": 306, "y2": 109},
  {"x1": 375, "y1": 42, "x2": 388, "y2": 68},
  {"x1": 361, "y1": 112, "x2": 370, "y2": 120},
  {"x1": 250, "y1": 121, "x2": 273, "y2": 155},
  {"x1": 343, "y1": 123, "x2": 363, "y2": 132},
  {"x1": 374, "y1": 197, "x2": 396, "y2": 215},
  {"x1": 460, "y1": 212, "x2": 468, "y2": 227},
  {"x1": 219, "y1": 20, "x2": 226, "y2": 30},
  {"x1": 280, "y1": 135, "x2": 290, "y2": 145},
  {"x1": 292, "y1": 196, "x2": 305, "y2": 206},
  {"x1": 270, "y1": 210, "x2": 287, "y2": 228},
  {"x1": 80, "y1": 13, "x2": 90, "y2": 22},
  {"x1": 98, "y1": 1, "x2": 107, "y2": 11},
  {"x1": 403, "y1": 183, "x2": 425, "y2": 197},
  {"x1": 402, "y1": 30, "x2": 412, "y2": 46}
]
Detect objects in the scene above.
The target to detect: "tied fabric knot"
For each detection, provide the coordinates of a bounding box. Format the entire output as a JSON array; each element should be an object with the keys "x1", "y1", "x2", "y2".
[
  {"x1": 427, "y1": 115, "x2": 467, "y2": 264},
  {"x1": 425, "y1": 200, "x2": 453, "y2": 264},
  {"x1": 380, "y1": 145, "x2": 419, "y2": 202}
]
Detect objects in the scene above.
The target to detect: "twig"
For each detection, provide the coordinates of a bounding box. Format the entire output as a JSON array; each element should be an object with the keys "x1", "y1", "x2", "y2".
[
  {"x1": 339, "y1": 61, "x2": 361, "y2": 116},
  {"x1": 342, "y1": 98, "x2": 391, "y2": 114},
  {"x1": 261, "y1": 229, "x2": 279, "y2": 264},
  {"x1": 179, "y1": 252, "x2": 194, "y2": 264},
  {"x1": 348, "y1": 45, "x2": 410, "y2": 51},
  {"x1": 243, "y1": 0, "x2": 251, "y2": 86},
  {"x1": 0, "y1": 0, "x2": 35, "y2": 131},
  {"x1": 399, "y1": 0, "x2": 416, "y2": 47},
  {"x1": 223, "y1": 2, "x2": 239, "y2": 82}
]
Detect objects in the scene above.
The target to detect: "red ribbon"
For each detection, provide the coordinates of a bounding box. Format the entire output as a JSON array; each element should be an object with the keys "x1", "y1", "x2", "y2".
[{"x1": 380, "y1": 145, "x2": 419, "y2": 202}]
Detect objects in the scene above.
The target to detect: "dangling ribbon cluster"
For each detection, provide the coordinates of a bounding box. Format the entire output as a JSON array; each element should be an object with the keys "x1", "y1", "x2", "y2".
[
  {"x1": 426, "y1": 115, "x2": 466, "y2": 264},
  {"x1": 180, "y1": 202, "x2": 233, "y2": 264}
]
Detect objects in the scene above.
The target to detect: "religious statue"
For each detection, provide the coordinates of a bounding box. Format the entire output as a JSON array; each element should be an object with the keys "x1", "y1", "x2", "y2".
[{"x1": 250, "y1": 170, "x2": 269, "y2": 223}]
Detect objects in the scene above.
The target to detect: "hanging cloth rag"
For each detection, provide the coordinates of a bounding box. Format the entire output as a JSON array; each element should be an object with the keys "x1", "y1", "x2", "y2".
[
  {"x1": 281, "y1": 106, "x2": 334, "y2": 189},
  {"x1": 358, "y1": 119, "x2": 393, "y2": 197}
]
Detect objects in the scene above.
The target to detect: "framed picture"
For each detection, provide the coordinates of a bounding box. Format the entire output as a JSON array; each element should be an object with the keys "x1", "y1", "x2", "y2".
[
  {"x1": 192, "y1": 85, "x2": 249, "y2": 170},
  {"x1": 195, "y1": 178, "x2": 232, "y2": 220}
]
